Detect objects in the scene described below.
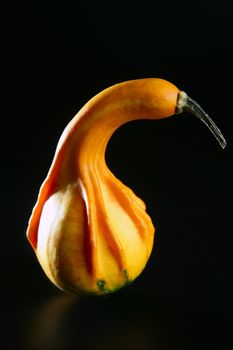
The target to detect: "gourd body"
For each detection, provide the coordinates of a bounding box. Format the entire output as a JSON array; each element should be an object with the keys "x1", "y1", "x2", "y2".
[{"x1": 27, "y1": 78, "x2": 179, "y2": 294}]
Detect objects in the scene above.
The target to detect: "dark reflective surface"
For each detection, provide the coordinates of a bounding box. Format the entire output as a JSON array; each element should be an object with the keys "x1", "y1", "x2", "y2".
[
  {"x1": 21, "y1": 293, "x2": 232, "y2": 350},
  {"x1": 2, "y1": 247, "x2": 233, "y2": 350}
]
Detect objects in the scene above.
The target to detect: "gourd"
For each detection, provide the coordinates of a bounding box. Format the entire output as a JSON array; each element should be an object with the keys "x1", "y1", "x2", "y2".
[{"x1": 26, "y1": 78, "x2": 226, "y2": 295}]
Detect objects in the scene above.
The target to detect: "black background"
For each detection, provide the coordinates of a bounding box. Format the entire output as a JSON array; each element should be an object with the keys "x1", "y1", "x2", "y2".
[{"x1": 1, "y1": 1, "x2": 232, "y2": 349}]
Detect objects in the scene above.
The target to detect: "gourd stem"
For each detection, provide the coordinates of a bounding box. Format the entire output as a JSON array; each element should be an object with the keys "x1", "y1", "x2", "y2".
[{"x1": 176, "y1": 91, "x2": 226, "y2": 149}]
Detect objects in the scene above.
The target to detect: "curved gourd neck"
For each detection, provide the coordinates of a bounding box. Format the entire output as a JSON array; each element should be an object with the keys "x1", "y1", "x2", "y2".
[{"x1": 58, "y1": 79, "x2": 179, "y2": 184}]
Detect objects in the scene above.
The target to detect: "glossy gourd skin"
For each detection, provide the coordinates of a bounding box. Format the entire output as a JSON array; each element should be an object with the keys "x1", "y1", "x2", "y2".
[
  {"x1": 27, "y1": 78, "x2": 179, "y2": 294},
  {"x1": 29, "y1": 78, "x2": 222, "y2": 295}
]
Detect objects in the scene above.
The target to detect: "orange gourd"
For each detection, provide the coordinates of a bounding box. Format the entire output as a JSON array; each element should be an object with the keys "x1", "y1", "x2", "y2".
[{"x1": 27, "y1": 78, "x2": 226, "y2": 295}]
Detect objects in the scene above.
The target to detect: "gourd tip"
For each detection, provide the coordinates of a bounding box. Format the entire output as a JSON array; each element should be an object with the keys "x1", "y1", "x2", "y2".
[{"x1": 176, "y1": 91, "x2": 227, "y2": 149}]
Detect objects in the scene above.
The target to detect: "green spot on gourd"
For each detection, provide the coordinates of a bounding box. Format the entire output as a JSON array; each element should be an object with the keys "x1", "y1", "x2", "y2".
[
  {"x1": 97, "y1": 280, "x2": 107, "y2": 293},
  {"x1": 123, "y1": 269, "x2": 131, "y2": 286}
]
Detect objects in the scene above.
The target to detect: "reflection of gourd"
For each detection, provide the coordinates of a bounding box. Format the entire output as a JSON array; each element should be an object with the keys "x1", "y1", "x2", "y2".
[{"x1": 27, "y1": 78, "x2": 226, "y2": 295}]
